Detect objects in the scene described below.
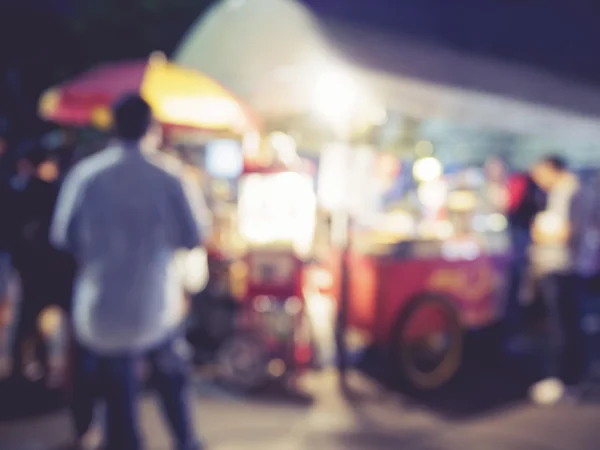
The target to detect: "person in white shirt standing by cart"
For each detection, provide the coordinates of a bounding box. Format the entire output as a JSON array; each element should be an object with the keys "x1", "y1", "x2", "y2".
[{"x1": 50, "y1": 94, "x2": 209, "y2": 450}]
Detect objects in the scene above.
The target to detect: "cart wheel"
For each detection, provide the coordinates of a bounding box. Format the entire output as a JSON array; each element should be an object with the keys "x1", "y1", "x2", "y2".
[
  {"x1": 216, "y1": 332, "x2": 270, "y2": 392},
  {"x1": 390, "y1": 293, "x2": 463, "y2": 391}
]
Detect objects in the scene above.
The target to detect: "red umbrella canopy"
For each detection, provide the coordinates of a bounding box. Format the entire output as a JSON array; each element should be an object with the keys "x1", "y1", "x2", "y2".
[
  {"x1": 42, "y1": 60, "x2": 147, "y2": 127},
  {"x1": 39, "y1": 56, "x2": 261, "y2": 133}
]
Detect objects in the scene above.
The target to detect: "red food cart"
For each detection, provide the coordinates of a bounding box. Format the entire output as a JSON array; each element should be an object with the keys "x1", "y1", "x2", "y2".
[{"x1": 322, "y1": 154, "x2": 511, "y2": 390}]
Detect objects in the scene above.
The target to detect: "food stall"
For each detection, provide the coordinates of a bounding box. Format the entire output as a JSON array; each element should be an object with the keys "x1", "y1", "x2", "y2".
[
  {"x1": 174, "y1": 0, "x2": 600, "y2": 392},
  {"x1": 213, "y1": 133, "x2": 322, "y2": 391}
]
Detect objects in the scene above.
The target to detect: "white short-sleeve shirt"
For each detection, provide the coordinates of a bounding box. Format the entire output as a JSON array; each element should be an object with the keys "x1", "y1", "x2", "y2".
[{"x1": 50, "y1": 145, "x2": 205, "y2": 354}]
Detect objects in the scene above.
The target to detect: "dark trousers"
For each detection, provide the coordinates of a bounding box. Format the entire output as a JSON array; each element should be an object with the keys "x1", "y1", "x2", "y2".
[
  {"x1": 539, "y1": 273, "x2": 587, "y2": 385},
  {"x1": 578, "y1": 274, "x2": 600, "y2": 366},
  {"x1": 71, "y1": 338, "x2": 198, "y2": 450},
  {"x1": 506, "y1": 227, "x2": 532, "y2": 336}
]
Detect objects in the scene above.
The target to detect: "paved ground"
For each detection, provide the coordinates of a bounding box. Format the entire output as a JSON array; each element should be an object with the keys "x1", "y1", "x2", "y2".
[{"x1": 2, "y1": 370, "x2": 600, "y2": 450}]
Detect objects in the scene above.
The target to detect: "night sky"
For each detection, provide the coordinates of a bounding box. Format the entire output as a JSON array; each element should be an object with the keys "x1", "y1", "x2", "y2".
[
  {"x1": 1, "y1": 0, "x2": 75, "y2": 15},
  {"x1": 301, "y1": 0, "x2": 600, "y2": 87},
  {"x1": 2, "y1": 0, "x2": 600, "y2": 86}
]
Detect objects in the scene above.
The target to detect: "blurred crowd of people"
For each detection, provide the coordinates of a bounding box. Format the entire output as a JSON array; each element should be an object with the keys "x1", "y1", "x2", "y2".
[{"x1": 0, "y1": 130, "x2": 76, "y2": 383}]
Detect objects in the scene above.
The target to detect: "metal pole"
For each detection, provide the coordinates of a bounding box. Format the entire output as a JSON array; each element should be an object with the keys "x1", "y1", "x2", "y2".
[
  {"x1": 335, "y1": 209, "x2": 350, "y2": 376},
  {"x1": 334, "y1": 143, "x2": 352, "y2": 381}
]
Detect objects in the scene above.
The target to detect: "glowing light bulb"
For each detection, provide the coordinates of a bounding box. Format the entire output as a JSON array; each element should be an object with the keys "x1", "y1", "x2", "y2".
[{"x1": 413, "y1": 157, "x2": 443, "y2": 182}]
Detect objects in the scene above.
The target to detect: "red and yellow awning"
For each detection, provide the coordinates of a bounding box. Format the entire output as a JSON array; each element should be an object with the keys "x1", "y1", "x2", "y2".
[{"x1": 39, "y1": 54, "x2": 261, "y2": 134}]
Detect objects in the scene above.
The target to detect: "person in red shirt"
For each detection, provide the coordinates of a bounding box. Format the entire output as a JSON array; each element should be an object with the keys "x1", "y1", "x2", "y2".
[{"x1": 503, "y1": 166, "x2": 547, "y2": 350}]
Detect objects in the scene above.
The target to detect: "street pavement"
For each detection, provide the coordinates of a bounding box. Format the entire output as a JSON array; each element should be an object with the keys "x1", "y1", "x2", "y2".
[{"x1": 2, "y1": 370, "x2": 600, "y2": 450}]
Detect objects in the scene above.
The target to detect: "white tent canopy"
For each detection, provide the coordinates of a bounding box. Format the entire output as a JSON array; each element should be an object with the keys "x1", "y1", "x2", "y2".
[
  {"x1": 175, "y1": 0, "x2": 334, "y2": 116},
  {"x1": 175, "y1": 0, "x2": 600, "y2": 143}
]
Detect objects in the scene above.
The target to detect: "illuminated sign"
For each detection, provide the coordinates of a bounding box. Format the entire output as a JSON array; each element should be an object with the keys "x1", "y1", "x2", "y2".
[{"x1": 238, "y1": 172, "x2": 316, "y2": 251}]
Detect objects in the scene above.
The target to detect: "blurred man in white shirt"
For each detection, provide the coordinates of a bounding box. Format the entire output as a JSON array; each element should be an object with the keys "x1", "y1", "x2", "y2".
[{"x1": 50, "y1": 95, "x2": 208, "y2": 450}]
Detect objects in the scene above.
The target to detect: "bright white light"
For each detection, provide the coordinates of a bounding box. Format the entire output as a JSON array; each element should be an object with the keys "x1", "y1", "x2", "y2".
[
  {"x1": 534, "y1": 211, "x2": 563, "y2": 235},
  {"x1": 173, "y1": 248, "x2": 209, "y2": 294},
  {"x1": 205, "y1": 139, "x2": 243, "y2": 178},
  {"x1": 312, "y1": 69, "x2": 358, "y2": 128},
  {"x1": 417, "y1": 180, "x2": 448, "y2": 211},
  {"x1": 413, "y1": 157, "x2": 443, "y2": 182},
  {"x1": 317, "y1": 143, "x2": 351, "y2": 211},
  {"x1": 238, "y1": 172, "x2": 316, "y2": 250}
]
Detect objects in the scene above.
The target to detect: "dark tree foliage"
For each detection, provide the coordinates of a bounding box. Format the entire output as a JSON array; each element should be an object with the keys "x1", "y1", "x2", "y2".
[{"x1": 0, "y1": 1, "x2": 214, "y2": 134}]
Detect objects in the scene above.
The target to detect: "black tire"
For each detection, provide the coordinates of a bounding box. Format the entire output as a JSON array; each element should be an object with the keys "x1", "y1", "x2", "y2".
[
  {"x1": 390, "y1": 293, "x2": 463, "y2": 391},
  {"x1": 215, "y1": 331, "x2": 271, "y2": 392}
]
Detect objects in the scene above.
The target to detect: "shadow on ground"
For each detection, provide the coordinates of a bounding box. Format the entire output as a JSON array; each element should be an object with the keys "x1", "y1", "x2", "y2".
[
  {"x1": 304, "y1": 429, "x2": 435, "y2": 450},
  {"x1": 0, "y1": 377, "x2": 65, "y2": 421},
  {"x1": 0, "y1": 329, "x2": 531, "y2": 422},
  {"x1": 0, "y1": 324, "x2": 554, "y2": 423},
  {"x1": 354, "y1": 326, "x2": 539, "y2": 420}
]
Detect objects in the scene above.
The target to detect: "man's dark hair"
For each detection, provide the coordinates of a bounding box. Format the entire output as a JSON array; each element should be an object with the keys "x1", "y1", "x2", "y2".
[
  {"x1": 112, "y1": 93, "x2": 153, "y2": 141},
  {"x1": 542, "y1": 154, "x2": 567, "y2": 172}
]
